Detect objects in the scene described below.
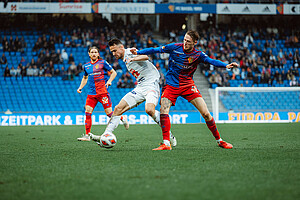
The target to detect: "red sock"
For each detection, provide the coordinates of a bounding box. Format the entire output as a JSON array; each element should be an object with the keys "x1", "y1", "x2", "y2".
[
  {"x1": 206, "y1": 117, "x2": 220, "y2": 140},
  {"x1": 85, "y1": 112, "x2": 92, "y2": 135},
  {"x1": 160, "y1": 114, "x2": 171, "y2": 141}
]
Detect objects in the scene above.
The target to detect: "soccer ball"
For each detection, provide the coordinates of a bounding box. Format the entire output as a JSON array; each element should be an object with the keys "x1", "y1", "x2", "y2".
[{"x1": 99, "y1": 132, "x2": 117, "y2": 148}]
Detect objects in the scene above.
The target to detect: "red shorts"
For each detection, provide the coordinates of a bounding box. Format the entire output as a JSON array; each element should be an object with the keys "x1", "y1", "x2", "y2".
[
  {"x1": 86, "y1": 93, "x2": 112, "y2": 109},
  {"x1": 161, "y1": 84, "x2": 202, "y2": 105}
]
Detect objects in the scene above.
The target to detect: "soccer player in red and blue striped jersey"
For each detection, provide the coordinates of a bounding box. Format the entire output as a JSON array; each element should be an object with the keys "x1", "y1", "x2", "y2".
[
  {"x1": 77, "y1": 46, "x2": 128, "y2": 141},
  {"x1": 131, "y1": 31, "x2": 238, "y2": 150}
]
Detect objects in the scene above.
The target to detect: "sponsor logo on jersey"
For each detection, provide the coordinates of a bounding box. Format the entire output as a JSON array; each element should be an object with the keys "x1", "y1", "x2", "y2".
[
  {"x1": 90, "y1": 72, "x2": 102, "y2": 76},
  {"x1": 171, "y1": 60, "x2": 193, "y2": 69}
]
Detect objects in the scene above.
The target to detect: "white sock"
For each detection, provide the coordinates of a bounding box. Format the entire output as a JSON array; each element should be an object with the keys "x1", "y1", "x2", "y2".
[
  {"x1": 152, "y1": 110, "x2": 174, "y2": 140},
  {"x1": 217, "y1": 138, "x2": 223, "y2": 144},
  {"x1": 163, "y1": 140, "x2": 170, "y2": 146},
  {"x1": 92, "y1": 134, "x2": 101, "y2": 142},
  {"x1": 105, "y1": 115, "x2": 121, "y2": 133},
  {"x1": 151, "y1": 110, "x2": 160, "y2": 124}
]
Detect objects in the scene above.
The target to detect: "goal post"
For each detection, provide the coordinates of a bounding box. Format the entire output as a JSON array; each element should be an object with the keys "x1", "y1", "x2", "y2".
[{"x1": 213, "y1": 87, "x2": 300, "y2": 123}]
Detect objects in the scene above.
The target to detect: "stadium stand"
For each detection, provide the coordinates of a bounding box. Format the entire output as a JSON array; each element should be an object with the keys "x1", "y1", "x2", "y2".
[{"x1": 0, "y1": 13, "x2": 299, "y2": 113}]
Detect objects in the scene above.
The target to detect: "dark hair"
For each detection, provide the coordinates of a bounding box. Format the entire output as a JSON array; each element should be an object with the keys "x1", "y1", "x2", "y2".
[
  {"x1": 186, "y1": 30, "x2": 200, "y2": 43},
  {"x1": 88, "y1": 46, "x2": 102, "y2": 60},
  {"x1": 108, "y1": 38, "x2": 123, "y2": 47}
]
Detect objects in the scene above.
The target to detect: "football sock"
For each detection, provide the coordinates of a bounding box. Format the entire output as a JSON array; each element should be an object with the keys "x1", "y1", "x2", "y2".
[
  {"x1": 151, "y1": 110, "x2": 160, "y2": 124},
  {"x1": 85, "y1": 112, "x2": 92, "y2": 135},
  {"x1": 152, "y1": 111, "x2": 175, "y2": 140},
  {"x1": 105, "y1": 115, "x2": 121, "y2": 133},
  {"x1": 206, "y1": 117, "x2": 221, "y2": 140},
  {"x1": 90, "y1": 133, "x2": 101, "y2": 142},
  {"x1": 160, "y1": 114, "x2": 171, "y2": 142},
  {"x1": 163, "y1": 140, "x2": 170, "y2": 146}
]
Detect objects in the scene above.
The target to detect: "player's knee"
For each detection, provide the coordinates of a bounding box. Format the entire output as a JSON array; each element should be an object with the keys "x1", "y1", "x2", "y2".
[
  {"x1": 145, "y1": 107, "x2": 155, "y2": 116},
  {"x1": 202, "y1": 112, "x2": 211, "y2": 121},
  {"x1": 85, "y1": 106, "x2": 93, "y2": 113}
]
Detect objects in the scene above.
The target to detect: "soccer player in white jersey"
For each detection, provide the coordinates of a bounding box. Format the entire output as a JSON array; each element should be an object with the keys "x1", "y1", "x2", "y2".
[{"x1": 89, "y1": 38, "x2": 177, "y2": 147}]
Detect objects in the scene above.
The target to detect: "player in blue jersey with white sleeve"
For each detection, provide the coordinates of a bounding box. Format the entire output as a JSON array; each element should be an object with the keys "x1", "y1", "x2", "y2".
[
  {"x1": 76, "y1": 46, "x2": 129, "y2": 141},
  {"x1": 131, "y1": 30, "x2": 238, "y2": 150}
]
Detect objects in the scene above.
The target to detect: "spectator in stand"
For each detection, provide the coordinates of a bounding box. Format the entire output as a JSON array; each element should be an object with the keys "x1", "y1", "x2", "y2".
[
  {"x1": 290, "y1": 75, "x2": 298, "y2": 87},
  {"x1": 69, "y1": 61, "x2": 77, "y2": 80},
  {"x1": 3, "y1": 40, "x2": 10, "y2": 52},
  {"x1": 48, "y1": 36, "x2": 55, "y2": 51},
  {"x1": 21, "y1": 66, "x2": 26, "y2": 78},
  {"x1": 209, "y1": 74, "x2": 216, "y2": 87},
  {"x1": 26, "y1": 66, "x2": 34, "y2": 76},
  {"x1": 269, "y1": 50, "x2": 277, "y2": 66},
  {"x1": 169, "y1": 30, "x2": 177, "y2": 42},
  {"x1": 253, "y1": 73, "x2": 259, "y2": 85},
  {"x1": 10, "y1": 66, "x2": 17, "y2": 77},
  {"x1": 54, "y1": 68, "x2": 60, "y2": 76},
  {"x1": 68, "y1": 53, "x2": 75, "y2": 64},
  {"x1": 215, "y1": 73, "x2": 223, "y2": 87},
  {"x1": 32, "y1": 65, "x2": 39, "y2": 76},
  {"x1": 76, "y1": 63, "x2": 83, "y2": 76},
  {"x1": 16, "y1": 65, "x2": 21, "y2": 77},
  {"x1": 289, "y1": 35, "x2": 299, "y2": 47},
  {"x1": 39, "y1": 66, "x2": 44, "y2": 76},
  {"x1": 8, "y1": 36, "x2": 15, "y2": 52},
  {"x1": 0, "y1": 53, "x2": 7, "y2": 65},
  {"x1": 14, "y1": 36, "x2": 21, "y2": 52},
  {"x1": 4, "y1": 66, "x2": 10, "y2": 77},
  {"x1": 64, "y1": 37, "x2": 71, "y2": 47},
  {"x1": 293, "y1": 49, "x2": 299, "y2": 68},
  {"x1": 241, "y1": 68, "x2": 247, "y2": 80},
  {"x1": 61, "y1": 49, "x2": 68, "y2": 63},
  {"x1": 270, "y1": 38, "x2": 277, "y2": 48},
  {"x1": 247, "y1": 68, "x2": 254, "y2": 80},
  {"x1": 27, "y1": 58, "x2": 36, "y2": 68},
  {"x1": 44, "y1": 67, "x2": 52, "y2": 77},
  {"x1": 20, "y1": 36, "x2": 27, "y2": 53},
  {"x1": 20, "y1": 57, "x2": 27, "y2": 67}
]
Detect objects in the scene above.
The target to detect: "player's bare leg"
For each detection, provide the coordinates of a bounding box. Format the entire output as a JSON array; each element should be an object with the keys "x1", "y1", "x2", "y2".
[
  {"x1": 190, "y1": 97, "x2": 233, "y2": 149},
  {"x1": 77, "y1": 105, "x2": 93, "y2": 141},
  {"x1": 145, "y1": 103, "x2": 177, "y2": 147},
  {"x1": 153, "y1": 98, "x2": 173, "y2": 150}
]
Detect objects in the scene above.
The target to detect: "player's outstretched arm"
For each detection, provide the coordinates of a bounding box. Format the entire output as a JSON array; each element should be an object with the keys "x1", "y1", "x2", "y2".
[
  {"x1": 106, "y1": 69, "x2": 117, "y2": 88},
  {"x1": 77, "y1": 76, "x2": 88, "y2": 93},
  {"x1": 130, "y1": 46, "x2": 162, "y2": 55},
  {"x1": 226, "y1": 62, "x2": 239, "y2": 69},
  {"x1": 125, "y1": 55, "x2": 149, "y2": 64}
]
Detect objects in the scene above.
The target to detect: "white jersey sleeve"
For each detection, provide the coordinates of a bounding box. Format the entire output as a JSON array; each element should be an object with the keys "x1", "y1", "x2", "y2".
[{"x1": 123, "y1": 48, "x2": 160, "y2": 85}]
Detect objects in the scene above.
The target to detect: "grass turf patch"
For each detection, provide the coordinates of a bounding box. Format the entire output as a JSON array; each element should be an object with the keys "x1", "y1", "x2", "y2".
[{"x1": 0, "y1": 123, "x2": 299, "y2": 200}]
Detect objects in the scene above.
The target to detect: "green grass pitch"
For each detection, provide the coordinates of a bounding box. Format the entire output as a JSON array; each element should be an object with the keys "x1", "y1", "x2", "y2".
[{"x1": 0, "y1": 123, "x2": 299, "y2": 200}]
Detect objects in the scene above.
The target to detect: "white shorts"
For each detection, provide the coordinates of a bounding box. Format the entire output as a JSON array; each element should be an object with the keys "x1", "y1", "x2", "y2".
[{"x1": 122, "y1": 82, "x2": 160, "y2": 108}]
